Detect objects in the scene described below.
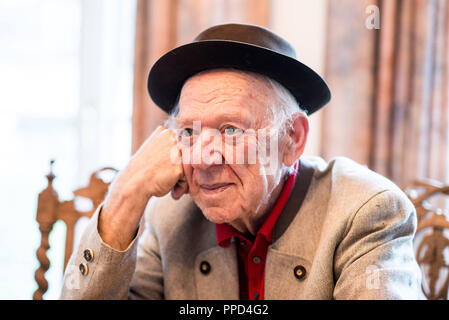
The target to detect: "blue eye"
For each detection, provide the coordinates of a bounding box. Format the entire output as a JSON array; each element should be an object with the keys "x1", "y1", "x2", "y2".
[
  {"x1": 180, "y1": 128, "x2": 193, "y2": 137},
  {"x1": 224, "y1": 126, "x2": 243, "y2": 136}
]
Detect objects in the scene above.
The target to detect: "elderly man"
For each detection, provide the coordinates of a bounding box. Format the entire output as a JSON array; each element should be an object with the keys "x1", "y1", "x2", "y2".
[{"x1": 61, "y1": 23, "x2": 421, "y2": 300}]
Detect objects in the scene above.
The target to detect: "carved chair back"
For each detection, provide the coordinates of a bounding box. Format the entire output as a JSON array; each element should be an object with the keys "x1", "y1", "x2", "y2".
[
  {"x1": 33, "y1": 160, "x2": 117, "y2": 300},
  {"x1": 404, "y1": 179, "x2": 449, "y2": 300}
]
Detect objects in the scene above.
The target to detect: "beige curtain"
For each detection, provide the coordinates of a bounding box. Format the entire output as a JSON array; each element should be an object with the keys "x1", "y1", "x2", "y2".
[
  {"x1": 131, "y1": 0, "x2": 271, "y2": 154},
  {"x1": 321, "y1": 0, "x2": 449, "y2": 186}
]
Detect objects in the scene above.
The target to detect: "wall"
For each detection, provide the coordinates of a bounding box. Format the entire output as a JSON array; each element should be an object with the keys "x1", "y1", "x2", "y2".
[{"x1": 271, "y1": 0, "x2": 328, "y2": 157}]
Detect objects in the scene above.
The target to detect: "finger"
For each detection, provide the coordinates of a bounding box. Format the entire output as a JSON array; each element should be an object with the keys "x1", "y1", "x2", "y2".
[
  {"x1": 135, "y1": 125, "x2": 166, "y2": 155},
  {"x1": 149, "y1": 125, "x2": 165, "y2": 138},
  {"x1": 169, "y1": 142, "x2": 182, "y2": 165}
]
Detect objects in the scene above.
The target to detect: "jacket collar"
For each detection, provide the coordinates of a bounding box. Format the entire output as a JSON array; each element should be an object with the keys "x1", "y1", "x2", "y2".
[{"x1": 271, "y1": 158, "x2": 315, "y2": 243}]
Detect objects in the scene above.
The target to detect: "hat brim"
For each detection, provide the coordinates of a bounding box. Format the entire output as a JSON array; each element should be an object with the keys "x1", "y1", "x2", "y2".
[{"x1": 147, "y1": 40, "x2": 331, "y2": 115}]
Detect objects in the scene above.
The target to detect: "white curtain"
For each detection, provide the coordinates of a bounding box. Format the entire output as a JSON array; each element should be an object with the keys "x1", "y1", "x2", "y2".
[{"x1": 0, "y1": 0, "x2": 136, "y2": 299}]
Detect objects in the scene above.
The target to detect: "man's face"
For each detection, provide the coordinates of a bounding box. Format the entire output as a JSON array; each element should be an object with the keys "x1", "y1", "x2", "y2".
[{"x1": 175, "y1": 69, "x2": 288, "y2": 230}]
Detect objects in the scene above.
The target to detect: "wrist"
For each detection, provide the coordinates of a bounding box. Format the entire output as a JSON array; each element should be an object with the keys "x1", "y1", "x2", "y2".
[
  {"x1": 99, "y1": 180, "x2": 151, "y2": 250},
  {"x1": 98, "y1": 213, "x2": 138, "y2": 251}
]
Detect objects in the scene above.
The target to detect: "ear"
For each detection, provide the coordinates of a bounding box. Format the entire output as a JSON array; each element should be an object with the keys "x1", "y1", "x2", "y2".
[
  {"x1": 170, "y1": 178, "x2": 189, "y2": 200},
  {"x1": 282, "y1": 113, "x2": 309, "y2": 167}
]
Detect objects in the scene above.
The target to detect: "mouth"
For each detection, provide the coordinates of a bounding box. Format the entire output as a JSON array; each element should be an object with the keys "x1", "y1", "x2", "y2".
[{"x1": 199, "y1": 182, "x2": 233, "y2": 195}]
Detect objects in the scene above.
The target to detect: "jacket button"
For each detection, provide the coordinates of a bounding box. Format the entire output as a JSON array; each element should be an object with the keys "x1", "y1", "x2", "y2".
[
  {"x1": 79, "y1": 263, "x2": 89, "y2": 276},
  {"x1": 199, "y1": 261, "x2": 211, "y2": 275},
  {"x1": 252, "y1": 256, "x2": 261, "y2": 264},
  {"x1": 83, "y1": 248, "x2": 94, "y2": 262},
  {"x1": 293, "y1": 265, "x2": 306, "y2": 280}
]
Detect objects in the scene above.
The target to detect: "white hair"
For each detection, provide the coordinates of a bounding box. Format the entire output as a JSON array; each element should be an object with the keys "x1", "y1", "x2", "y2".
[
  {"x1": 264, "y1": 75, "x2": 308, "y2": 175},
  {"x1": 165, "y1": 69, "x2": 309, "y2": 175}
]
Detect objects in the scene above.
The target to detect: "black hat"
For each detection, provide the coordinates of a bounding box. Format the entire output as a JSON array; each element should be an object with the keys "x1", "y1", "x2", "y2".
[{"x1": 147, "y1": 23, "x2": 331, "y2": 115}]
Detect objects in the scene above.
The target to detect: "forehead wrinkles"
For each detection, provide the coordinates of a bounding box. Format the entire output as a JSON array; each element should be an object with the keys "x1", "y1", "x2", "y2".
[{"x1": 179, "y1": 70, "x2": 274, "y2": 126}]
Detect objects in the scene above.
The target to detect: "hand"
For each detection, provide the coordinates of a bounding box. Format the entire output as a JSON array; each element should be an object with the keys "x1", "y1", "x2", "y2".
[
  {"x1": 99, "y1": 126, "x2": 188, "y2": 250},
  {"x1": 126, "y1": 125, "x2": 186, "y2": 198}
]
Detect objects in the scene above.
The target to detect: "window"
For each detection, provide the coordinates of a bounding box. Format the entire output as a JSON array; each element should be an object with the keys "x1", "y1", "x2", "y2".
[{"x1": 0, "y1": 0, "x2": 136, "y2": 299}]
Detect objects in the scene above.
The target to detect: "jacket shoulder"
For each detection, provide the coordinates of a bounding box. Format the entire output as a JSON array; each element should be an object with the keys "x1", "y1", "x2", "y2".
[
  {"x1": 301, "y1": 155, "x2": 413, "y2": 227},
  {"x1": 305, "y1": 155, "x2": 404, "y2": 197}
]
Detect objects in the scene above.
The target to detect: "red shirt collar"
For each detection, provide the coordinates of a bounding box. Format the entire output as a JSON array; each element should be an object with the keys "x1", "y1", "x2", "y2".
[{"x1": 216, "y1": 161, "x2": 299, "y2": 246}]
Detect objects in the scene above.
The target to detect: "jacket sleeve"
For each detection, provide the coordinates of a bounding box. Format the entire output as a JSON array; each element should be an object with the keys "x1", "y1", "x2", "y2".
[
  {"x1": 332, "y1": 189, "x2": 424, "y2": 299},
  {"x1": 59, "y1": 204, "x2": 139, "y2": 299},
  {"x1": 60, "y1": 202, "x2": 166, "y2": 300}
]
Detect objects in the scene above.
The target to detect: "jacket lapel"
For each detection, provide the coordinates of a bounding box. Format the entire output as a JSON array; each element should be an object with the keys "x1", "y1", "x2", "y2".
[
  {"x1": 272, "y1": 159, "x2": 315, "y2": 242},
  {"x1": 265, "y1": 159, "x2": 316, "y2": 299}
]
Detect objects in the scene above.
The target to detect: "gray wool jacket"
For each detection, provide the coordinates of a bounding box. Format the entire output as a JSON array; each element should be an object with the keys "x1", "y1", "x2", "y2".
[{"x1": 60, "y1": 156, "x2": 422, "y2": 299}]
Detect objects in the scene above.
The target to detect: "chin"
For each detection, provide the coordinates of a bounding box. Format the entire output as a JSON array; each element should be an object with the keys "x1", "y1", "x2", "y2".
[{"x1": 199, "y1": 205, "x2": 239, "y2": 225}]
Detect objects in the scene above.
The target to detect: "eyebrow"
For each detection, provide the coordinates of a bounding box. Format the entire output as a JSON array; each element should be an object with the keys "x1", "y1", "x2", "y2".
[{"x1": 176, "y1": 111, "x2": 252, "y2": 128}]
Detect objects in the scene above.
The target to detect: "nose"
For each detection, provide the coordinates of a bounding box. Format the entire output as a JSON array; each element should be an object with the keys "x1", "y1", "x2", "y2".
[{"x1": 190, "y1": 128, "x2": 223, "y2": 169}]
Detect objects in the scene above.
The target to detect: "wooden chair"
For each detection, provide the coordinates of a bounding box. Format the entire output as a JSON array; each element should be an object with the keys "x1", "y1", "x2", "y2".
[
  {"x1": 404, "y1": 179, "x2": 449, "y2": 300},
  {"x1": 33, "y1": 160, "x2": 117, "y2": 300}
]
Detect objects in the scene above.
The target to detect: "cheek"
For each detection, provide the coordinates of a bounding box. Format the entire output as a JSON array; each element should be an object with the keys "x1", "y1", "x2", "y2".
[
  {"x1": 221, "y1": 133, "x2": 259, "y2": 165},
  {"x1": 224, "y1": 133, "x2": 283, "y2": 172},
  {"x1": 230, "y1": 164, "x2": 268, "y2": 203}
]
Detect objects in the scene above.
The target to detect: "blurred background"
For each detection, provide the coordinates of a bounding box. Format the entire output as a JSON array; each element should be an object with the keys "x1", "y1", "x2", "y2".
[{"x1": 1, "y1": 0, "x2": 448, "y2": 299}]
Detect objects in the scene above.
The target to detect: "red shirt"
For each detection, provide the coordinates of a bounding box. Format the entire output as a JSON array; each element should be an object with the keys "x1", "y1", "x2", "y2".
[{"x1": 215, "y1": 162, "x2": 298, "y2": 300}]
